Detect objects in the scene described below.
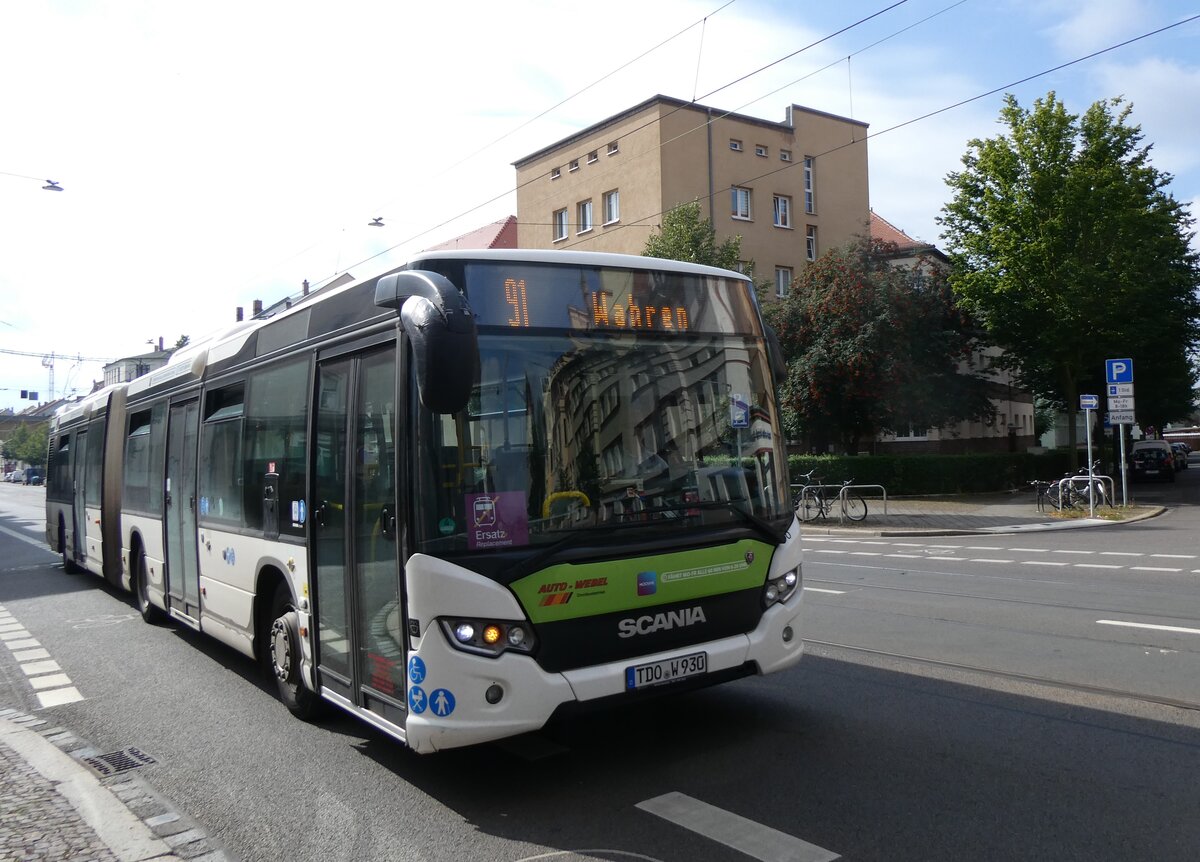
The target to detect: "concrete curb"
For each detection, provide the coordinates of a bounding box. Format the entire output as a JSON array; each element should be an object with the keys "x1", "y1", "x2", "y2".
[
  {"x1": 800, "y1": 505, "x2": 1166, "y2": 538},
  {"x1": 0, "y1": 711, "x2": 233, "y2": 862}
]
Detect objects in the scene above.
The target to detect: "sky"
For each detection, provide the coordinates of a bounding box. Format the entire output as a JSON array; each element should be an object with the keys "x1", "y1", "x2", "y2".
[{"x1": 2, "y1": 0, "x2": 1197, "y2": 412}]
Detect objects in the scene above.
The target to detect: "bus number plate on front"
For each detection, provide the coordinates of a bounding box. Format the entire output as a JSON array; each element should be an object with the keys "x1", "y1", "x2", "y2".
[{"x1": 626, "y1": 652, "x2": 707, "y2": 690}]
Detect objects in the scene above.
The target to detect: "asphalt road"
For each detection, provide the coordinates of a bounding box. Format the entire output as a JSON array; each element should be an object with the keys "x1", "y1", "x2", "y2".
[{"x1": 2, "y1": 477, "x2": 1199, "y2": 861}]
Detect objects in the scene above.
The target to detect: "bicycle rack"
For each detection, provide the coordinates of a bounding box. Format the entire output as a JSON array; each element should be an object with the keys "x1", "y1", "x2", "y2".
[
  {"x1": 1062, "y1": 474, "x2": 1115, "y2": 506},
  {"x1": 840, "y1": 485, "x2": 888, "y2": 518},
  {"x1": 792, "y1": 483, "x2": 888, "y2": 523}
]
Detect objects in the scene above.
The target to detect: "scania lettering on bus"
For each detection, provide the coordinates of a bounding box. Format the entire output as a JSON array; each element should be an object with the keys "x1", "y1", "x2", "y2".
[{"x1": 618, "y1": 606, "x2": 707, "y2": 638}]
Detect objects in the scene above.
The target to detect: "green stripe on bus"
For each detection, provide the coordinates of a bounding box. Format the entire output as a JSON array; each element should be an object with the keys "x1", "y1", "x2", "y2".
[{"x1": 511, "y1": 539, "x2": 773, "y2": 623}]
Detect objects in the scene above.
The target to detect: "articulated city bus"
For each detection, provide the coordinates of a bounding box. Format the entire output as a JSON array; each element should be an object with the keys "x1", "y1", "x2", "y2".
[{"x1": 46, "y1": 249, "x2": 804, "y2": 752}]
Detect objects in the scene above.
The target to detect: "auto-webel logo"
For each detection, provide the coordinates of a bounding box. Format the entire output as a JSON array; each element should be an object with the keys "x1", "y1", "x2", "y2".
[
  {"x1": 637, "y1": 571, "x2": 657, "y2": 596},
  {"x1": 618, "y1": 606, "x2": 707, "y2": 638}
]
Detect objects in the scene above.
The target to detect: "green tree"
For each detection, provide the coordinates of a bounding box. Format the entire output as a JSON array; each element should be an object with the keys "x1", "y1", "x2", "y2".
[
  {"x1": 643, "y1": 200, "x2": 744, "y2": 271},
  {"x1": 939, "y1": 92, "x2": 1200, "y2": 463},
  {"x1": 765, "y1": 238, "x2": 994, "y2": 453},
  {"x1": 2, "y1": 422, "x2": 48, "y2": 467},
  {"x1": 174, "y1": 335, "x2": 190, "y2": 350}
]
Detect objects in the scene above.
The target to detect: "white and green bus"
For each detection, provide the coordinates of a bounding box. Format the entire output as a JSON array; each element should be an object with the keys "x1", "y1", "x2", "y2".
[{"x1": 46, "y1": 249, "x2": 804, "y2": 752}]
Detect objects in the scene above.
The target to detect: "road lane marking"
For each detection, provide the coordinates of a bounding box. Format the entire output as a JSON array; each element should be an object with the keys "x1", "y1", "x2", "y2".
[
  {"x1": 849, "y1": 552, "x2": 882, "y2": 556},
  {"x1": 1074, "y1": 564, "x2": 1124, "y2": 570},
  {"x1": 884, "y1": 554, "x2": 922, "y2": 559},
  {"x1": 1100, "y1": 552, "x2": 1141, "y2": 557},
  {"x1": 1023, "y1": 561, "x2": 1068, "y2": 567},
  {"x1": 1097, "y1": 620, "x2": 1200, "y2": 635},
  {"x1": 0, "y1": 609, "x2": 85, "y2": 707},
  {"x1": 1131, "y1": 566, "x2": 1183, "y2": 573},
  {"x1": 1151, "y1": 554, "x2": 1196, "y2": 559},
  {"x1": 965, "y1": 546, "x2": 1003, "y2": 550},
  {"x1": 1009, "y1": 547, "x2": 1048, "y2": 552},
  {"x1": 803, "y1": 587, "x2": 846, "y2": 595},
  {"x1": 1052, "y1": 550, "x2": 1093, "y2": 555},
  {"x1": 812, "y1": 549, "x2": 847, "y2": 554},
  {"x1": 969, "y1": 559, "x2": 1013, "y2": 564},
  {"x1": 637, "y1": 792, "x2": 840, "y2": 862}
]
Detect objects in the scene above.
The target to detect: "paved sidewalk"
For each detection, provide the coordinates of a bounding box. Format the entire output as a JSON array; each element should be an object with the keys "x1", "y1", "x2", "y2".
[
  {"x1": 798, "y1": 491, "x2": 1164, "y2": 536},
  {"x1": 0, "y1": 710, "x2": 232, "y2": 862}
]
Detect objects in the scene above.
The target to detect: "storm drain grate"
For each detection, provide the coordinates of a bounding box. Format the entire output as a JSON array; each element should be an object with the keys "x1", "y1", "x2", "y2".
[{"x1": 81, "y1": 747, "x2": 158, "y2": 777}]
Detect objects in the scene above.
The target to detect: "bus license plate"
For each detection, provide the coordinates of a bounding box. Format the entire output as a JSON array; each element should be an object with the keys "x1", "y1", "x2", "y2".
[{"x1": 626, "y1": 652, "x2": 707, "y2": 690}]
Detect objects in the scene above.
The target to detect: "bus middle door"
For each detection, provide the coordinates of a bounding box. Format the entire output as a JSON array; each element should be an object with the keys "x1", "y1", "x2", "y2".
[{"x1": 312, "y1": 345, "x2": 406, "y2": 728}]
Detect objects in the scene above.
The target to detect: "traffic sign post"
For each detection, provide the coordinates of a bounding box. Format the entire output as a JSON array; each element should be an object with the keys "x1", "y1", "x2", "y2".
[
  {"x1": 1080, "y1": 394, "x2": 1098, "y2": 518},
  {"x1": 1105, "y1": 358, "x2": 1134, "y2": 507}
]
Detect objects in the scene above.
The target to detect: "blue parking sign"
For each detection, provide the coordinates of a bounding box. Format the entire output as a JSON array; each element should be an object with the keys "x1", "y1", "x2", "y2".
[{"x1": 1105, "y1": 358, "x2": 1133, "y2": 384}]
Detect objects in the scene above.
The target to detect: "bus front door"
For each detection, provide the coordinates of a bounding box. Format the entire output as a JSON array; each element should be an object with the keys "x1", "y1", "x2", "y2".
[
  {"x1": 312, "y1": 347, "x2": 406, "y2": 727},
  {"x1": 165, "y1": 399, "x2": 201, "y2": 620}
]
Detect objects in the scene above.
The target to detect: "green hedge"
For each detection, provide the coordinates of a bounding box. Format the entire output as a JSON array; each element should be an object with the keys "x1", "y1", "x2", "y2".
[{"x1": 785, "y1": 452, "x2": 1077, "y2": 496}]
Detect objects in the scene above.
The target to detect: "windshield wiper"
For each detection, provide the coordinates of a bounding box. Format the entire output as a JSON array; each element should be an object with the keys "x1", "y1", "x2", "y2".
[
  {"x1": 505, "y1": 523, "x2": 627, "y2": 582},
  {"x1": 692, "y1": 500, "x2": 788, "y2": 545}
]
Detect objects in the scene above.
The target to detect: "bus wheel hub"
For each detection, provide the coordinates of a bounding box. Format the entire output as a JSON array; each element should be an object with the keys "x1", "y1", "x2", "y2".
[{"x1": 271, "y1": 618, "x2": 293, "y2": 680}]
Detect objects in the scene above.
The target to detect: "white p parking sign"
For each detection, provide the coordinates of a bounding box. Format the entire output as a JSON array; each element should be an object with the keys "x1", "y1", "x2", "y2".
[{"x1": 1106, "y1": 358, "x2": 1134, "y2": 384}]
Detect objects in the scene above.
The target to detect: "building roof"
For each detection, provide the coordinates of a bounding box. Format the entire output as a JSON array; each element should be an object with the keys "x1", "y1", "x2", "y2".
[
  {"x1": 869, "y1": 210, "x2": 948, "y2": 262},
  {"x1": 424, "y1": 216, "x2": 518, "y2": 251},
  {"x1": 513, "y1": 94, "x2": 868, "y2": 167}
]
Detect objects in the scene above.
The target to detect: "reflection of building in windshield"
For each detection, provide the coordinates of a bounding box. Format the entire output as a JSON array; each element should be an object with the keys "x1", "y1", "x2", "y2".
[{"x1": 542, "y1": 337, "x2": 774, "y2": 519}]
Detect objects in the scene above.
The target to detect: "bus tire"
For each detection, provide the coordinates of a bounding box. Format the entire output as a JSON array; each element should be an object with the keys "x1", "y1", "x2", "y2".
[
  {"x1": 268, "y1": 583, "x2": 322, "y2": 721},
  {"x1": 134, "y1": 548, "x2": 167, "y2": 625},
  {"x1": 59, "y1": 519, "x2": 80, "y2": 574}
]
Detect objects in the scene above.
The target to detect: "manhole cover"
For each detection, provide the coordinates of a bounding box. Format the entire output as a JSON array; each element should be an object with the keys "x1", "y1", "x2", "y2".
[{"x1": 81, "y1": 747, "x2": 157, "y2": 777}]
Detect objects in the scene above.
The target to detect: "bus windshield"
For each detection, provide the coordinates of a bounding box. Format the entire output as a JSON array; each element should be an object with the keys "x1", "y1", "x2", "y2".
[{"x1": 414, "y1": 326, "x2": 791, "y2": 555}]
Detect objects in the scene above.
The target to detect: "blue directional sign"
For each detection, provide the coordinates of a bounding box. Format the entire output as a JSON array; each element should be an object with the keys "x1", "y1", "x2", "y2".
[
  {"x1": 1106, "y1": 358, "x2": 1134, "y2": 384},
  {"x1": 1079, "y1": 394, "x2": 1099, "y2": 411}
]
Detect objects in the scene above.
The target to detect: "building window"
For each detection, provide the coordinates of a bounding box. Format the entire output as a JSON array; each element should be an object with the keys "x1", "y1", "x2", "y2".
[
  {"x1": 731, "y1": 186, "x2": 751, "y2": 220},
  {"x1": 577, "y1": 199, "x2": 593, "y2": 234},
  {"x1": 806, "y1": 225, "x2": 817, "y2": 261},
  {"x1": 755, "y1": 145, "x2": 767, "y2": 157},
  {"x1": 804, "y1": 157, "x2": 815, "y2": 213},
  {"x1": 729, "y1": 139, "x2": 743, "y2": 152},
  {"x1": 608, "y1": 141, "x2": 619, "y2": 155},
  {"x1": 603, "y1": 189, "x2": 620, "y2": 225},
  {"x1": 587, "y1": 150, "x2": 598, "y2": 164},
  {"x1": 775, "y1": 267, "x2": 792, "y2": 299},
  {"x1": 550, "y1": 167, "x2": 561, "y2": 180},
  {"x1": 773, "y1": 194, "x2": 792, "y2": 229},
  {"x1": 569, "y1": 159, "x2": 580, "y2": 172},
  {"x1": 780, "y1": 149, "x2": 792, "y2": 162},
  {"x1": 553, "y1": 209, "x2": 568, "y2": 242},
  {"x1": 893, "y1": 424, "x2": 929, "y2": 441}
]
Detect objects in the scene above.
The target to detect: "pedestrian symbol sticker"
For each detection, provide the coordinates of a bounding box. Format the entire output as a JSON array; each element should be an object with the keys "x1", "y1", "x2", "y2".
[
  {"x1": 430, "y1": 688, "x2": 456, "y2": 717},
  {"x1": 408, "y1": 685, "x2": 427, "y2": 714},
  {"x1": 408, "y1": 656, "x2": 426, "y2": 684}
]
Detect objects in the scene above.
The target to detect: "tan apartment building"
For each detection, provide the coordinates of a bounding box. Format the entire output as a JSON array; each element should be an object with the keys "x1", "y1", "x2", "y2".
[{"x1": 513, "y1": 95, "x2": 870, "y2": 299}]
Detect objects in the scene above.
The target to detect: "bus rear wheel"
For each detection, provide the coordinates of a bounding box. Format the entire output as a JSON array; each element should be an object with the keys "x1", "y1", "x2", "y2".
[
  {"x1": 134, "y1": 549, "x2": 167, "y2": 624},
  {"x1": 268, "y1": 583, "x2": 322, "y2": 721},
  {"x1": 59, "y1": 520, "x2": 80, "y2": 574}
]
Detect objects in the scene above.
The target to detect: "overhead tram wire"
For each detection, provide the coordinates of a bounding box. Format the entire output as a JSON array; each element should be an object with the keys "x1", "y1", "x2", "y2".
[
  {"x1": 359, "y1": 0, "x2": 741, "y2": 238},
  {"x1": 230, "y1": 1, "x2": 741, "y2": 298},
  {"x1": 563, "y1": 11, "x2": 1200, "y2": 251},
  {"x1": 0, "y1": 347, "x2": 112, "y2": 363},
  {"x1": 332, "y1": 0, "x2": 912, "y2": 276}
]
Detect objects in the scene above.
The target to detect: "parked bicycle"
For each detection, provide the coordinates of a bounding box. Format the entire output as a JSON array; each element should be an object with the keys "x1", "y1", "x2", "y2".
[
  {"x1": 794, "y1": 469, "x2": 868, "y2": 522},
  {"x1": 1042, "y1": 461, "x2": 1112, "y2": 511}
]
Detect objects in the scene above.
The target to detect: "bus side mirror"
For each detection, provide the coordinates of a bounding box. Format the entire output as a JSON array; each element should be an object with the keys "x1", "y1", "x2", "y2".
[
  {"x1": 763, "y1": 323, "x2": 788, "y2": 386},
  {"x1": 375, "y1": 270, "x2": 478, "y2": 414}
]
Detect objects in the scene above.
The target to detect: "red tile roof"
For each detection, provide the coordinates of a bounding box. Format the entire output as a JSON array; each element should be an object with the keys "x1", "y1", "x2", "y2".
[{"x1": 425, "y1": 215, "x2": 517, "y2": 251}]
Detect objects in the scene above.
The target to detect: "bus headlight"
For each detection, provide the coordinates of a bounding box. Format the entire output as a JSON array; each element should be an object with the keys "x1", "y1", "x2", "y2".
[
  {"x1": 762, "y1": 566, "x2": 801, "y2": 609},
  {"x1": 440, "y1": 617, "x2": 537, "y2": 658}
]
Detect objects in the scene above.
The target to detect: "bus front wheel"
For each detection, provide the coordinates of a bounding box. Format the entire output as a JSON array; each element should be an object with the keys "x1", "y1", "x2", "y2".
[{"x1": 268, "y1": 583, "x2": 322, "y2": 721}]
